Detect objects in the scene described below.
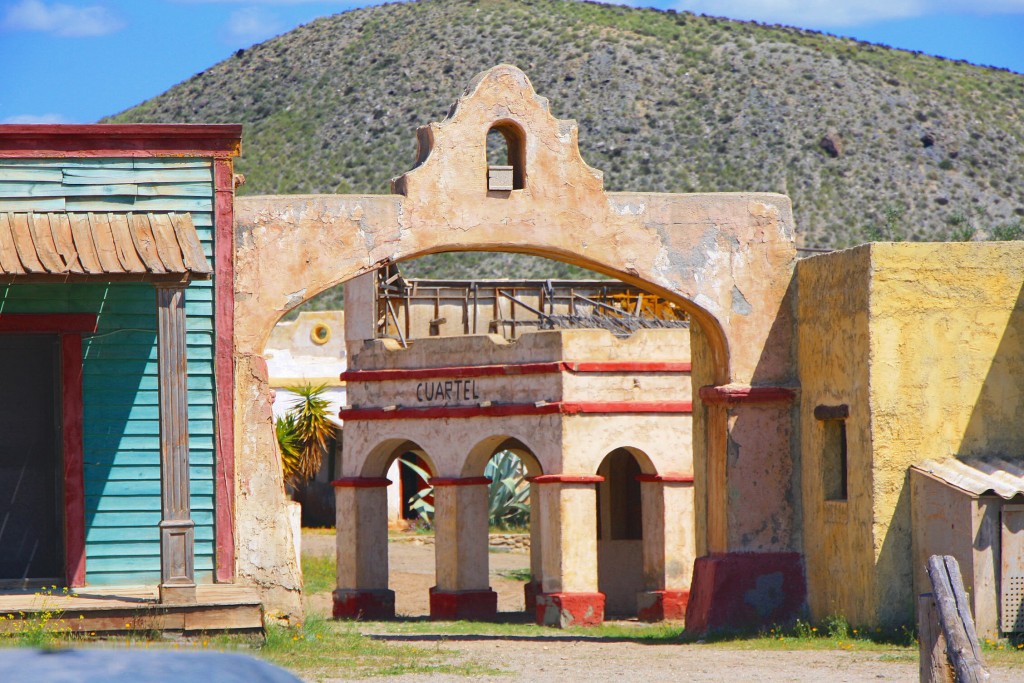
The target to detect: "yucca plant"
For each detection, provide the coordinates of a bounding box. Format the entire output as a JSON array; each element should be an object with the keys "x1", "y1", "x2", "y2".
[
  {"x1": 275, "y1": 413, "x2": 303, "y2": 487},
  {"x1": 276, "y1": 383, "x2": 333, "y2": 487}
]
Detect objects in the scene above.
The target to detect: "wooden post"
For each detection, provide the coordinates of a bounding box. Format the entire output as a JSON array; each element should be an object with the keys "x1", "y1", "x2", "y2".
[
  {"x1": 918, "y1": 592, "x2": 953, "y2": 683},
  {"x1": 925, "y1": 555, "x2": 990, "y2": 683},
  {"x1": 156, "y1": 283, "x2": 196, "y2": 604}
]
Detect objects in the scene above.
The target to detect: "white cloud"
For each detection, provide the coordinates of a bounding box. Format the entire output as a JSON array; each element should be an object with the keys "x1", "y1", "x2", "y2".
[
  {"x1": 225, "y1": 7, "x2": 284, "y2": 45},
  {"x1": 665, "y1": 0, "x2": 1024, "y2": 27},
  {"x1": 1, "y1": 0, "x2": 124, "y2": 37},
  {"x1": 2, "y1": 113, "x2": 72, "y2": 124}
]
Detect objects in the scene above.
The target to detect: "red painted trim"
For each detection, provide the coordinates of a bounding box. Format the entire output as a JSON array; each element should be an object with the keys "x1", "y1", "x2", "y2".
[
  {"x1": 636, "y1": 473, "x2": 695, "y2": 483},
  {"x1": 529, "y1": 474, "x2": 604, "y2": 484},
  {"x1": 428, "y1": 476, "x2": 491, "y2": 487},
  {"x1": 0, "y1": 124, "x2": 242, "y2": 158},
  {"x1": 0, "y1": 314, "x2": 98, "y2": 334},
  {"x1": 331, "y1": 477, "x2": 392, "y2": 488},
  {"x1": 340, "y1": 361, "x2": 691, "y2": 383},
  {"x1": 429, "y1": 587, "x2": 498, "y2": 621},
  {"x1": 213, "y1": 157, "x2": 236, "y2": 583},
  {"x1": 340, "y1": 401, "x2": 692, "y2": 421},
  {"x1": 698, "y1": 384, "x2": 796, "y2": 406},
  {"x1": 1, "y1": 314, "x2": 94, "y2": 587},
  {"x1": 61, "y1": 334, "x2": 86, "y2": 588},
  {"x1": 568, "y1": 361, "x2": 691, "y2": 373},
  {"x1": 536, "y1": 592, "x2": 606, "y2": 627}
]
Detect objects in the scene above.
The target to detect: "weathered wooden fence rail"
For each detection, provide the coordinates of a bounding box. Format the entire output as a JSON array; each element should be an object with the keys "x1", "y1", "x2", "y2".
[{"x1": 919, "y1": 554, "x2": 991, "y2": 682}]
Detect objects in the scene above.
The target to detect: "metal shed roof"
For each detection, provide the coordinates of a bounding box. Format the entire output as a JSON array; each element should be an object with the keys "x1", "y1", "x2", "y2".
[
  {"x1": 0, "y1": 211, "x2": 211, "y2": 281},
  {"x1": 911, "y1": 457, "x2": 1024, "y2": 500}
]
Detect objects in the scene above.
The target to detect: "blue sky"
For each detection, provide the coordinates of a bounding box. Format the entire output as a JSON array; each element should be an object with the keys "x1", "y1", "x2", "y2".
[{"x1": 1, "y1": 0, "x2": 1022, "y2": 124}]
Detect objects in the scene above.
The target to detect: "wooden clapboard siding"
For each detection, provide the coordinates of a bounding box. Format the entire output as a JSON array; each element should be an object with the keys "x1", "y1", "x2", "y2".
[{"x1": 0, "y1": 157, "x2": 217, "y2": 587}]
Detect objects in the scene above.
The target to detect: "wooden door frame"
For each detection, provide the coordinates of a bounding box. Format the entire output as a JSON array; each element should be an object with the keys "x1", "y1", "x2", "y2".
[{"x1": 0, "y1": 313, "x2": 98, "y2": 587}]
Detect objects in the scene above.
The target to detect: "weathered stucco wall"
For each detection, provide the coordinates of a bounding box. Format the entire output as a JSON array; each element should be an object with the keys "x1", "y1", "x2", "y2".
[
  {"x1": 800, "y1": 242, "x2": 1024, "y2": 629},
  {"x1": 869, "y1": 242, "x2": 1024, "y2": 626},
  {"x1": 231, "y1": 65, "x2": 797, "y2": 616},
  {"x1": 797, "y1": 246, "x2": 875, "y2": 625}
]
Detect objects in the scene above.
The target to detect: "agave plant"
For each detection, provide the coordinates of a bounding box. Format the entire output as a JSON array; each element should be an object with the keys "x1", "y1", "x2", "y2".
[
  {"x1": 275, "y1": 383, "x2": 334, "y2": 487},
  {"x1": 485, "y1": 451, "x2": 530, "y2": 530},
  {"x1": 399, "y1": 456, "x2": 434, "y2": 527}
]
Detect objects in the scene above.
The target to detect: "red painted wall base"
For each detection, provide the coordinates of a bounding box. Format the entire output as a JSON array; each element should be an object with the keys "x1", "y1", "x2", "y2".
[
  {"x1": 332, "y1": 589, "x2": 395, "y2": 620},
  {"x1": 637, "y1": 589, "x2": 690, "y2": 622},
  {"x1": 684, "y1": 552, "x2": 806, "y2": 635},
  {"x1": 535, "y1": 592, "x2": 605, "y2": 628},
  {"x1": 523, "y1": 579, "x2": 540, "y2": 612},
  {"x1": 428, "y1": 587, "x2": 498, "y2": 621}
]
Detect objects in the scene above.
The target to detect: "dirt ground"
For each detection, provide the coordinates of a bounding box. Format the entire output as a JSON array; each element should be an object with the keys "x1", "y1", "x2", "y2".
[{"x1": 301, "y1": 531, "x2": 1018, "y2": 682}]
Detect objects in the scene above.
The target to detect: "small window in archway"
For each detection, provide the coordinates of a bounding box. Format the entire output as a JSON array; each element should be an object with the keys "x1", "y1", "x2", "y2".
[{"x1": 486, "y1": 123, "x2": 525, "y2": 191}]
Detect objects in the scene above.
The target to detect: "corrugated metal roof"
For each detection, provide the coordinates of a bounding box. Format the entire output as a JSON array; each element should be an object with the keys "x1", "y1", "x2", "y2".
[
  {"x1": 912, "y1": 457, "x2": 1024, "y2": 499},
  {"x1": 0, "y1": 211, "x2": 211, "y2": 279}
]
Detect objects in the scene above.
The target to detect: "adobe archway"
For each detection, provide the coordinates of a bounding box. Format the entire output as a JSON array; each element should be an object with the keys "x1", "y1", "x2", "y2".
[{"x1": 230, "y1": 65, "x2": 798, "y2": 620}]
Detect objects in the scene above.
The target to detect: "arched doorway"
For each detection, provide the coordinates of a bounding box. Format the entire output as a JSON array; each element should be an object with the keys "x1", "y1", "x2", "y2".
[
  {"x1": 229, "y1": 64, "x2": 799, "y2": 623},
  {"x1": 596, "y1": 448, "x2": 647, "y2": 617},
  {"x1": 332, "y1": 438, "x2": 437, "y2": 619}
]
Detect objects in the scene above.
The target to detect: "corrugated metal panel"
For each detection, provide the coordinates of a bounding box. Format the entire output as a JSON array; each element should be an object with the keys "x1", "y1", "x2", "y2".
[
  {"x1": 0, "y1": 157, "x2": 217, "y2": 586},
  {"x1": 0, "y1": 212, "x2": 210, "y2": 277},
  {"x1": 912, "y1": 457, "x2": 1024, "y2": 499}
]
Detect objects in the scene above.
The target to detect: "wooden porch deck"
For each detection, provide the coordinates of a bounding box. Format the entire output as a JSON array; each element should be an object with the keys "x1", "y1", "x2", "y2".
[{"x1": 0, "y1": 584, "x2": 263, "y2": 634}]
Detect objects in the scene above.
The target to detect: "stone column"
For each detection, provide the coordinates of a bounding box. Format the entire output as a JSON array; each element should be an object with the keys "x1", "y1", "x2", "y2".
[
  {"x1": 156, "y1": 283, "x2": 196, "y2": 605},
  {"x1": 332, "y1": 477, "x2": 394, "y2": 619},
  {"x1": 533, "y1": 475, "x2": 604, "y2": 627},
  {"x1": 523, "y1": 480, "x2": 543, "y2": 610},
  {"x1": 636, "y1": 474, "x2": 695, "y2": 621},
  {"x1": 429, "y1": 477, "x2": 497, "y2": 620}
]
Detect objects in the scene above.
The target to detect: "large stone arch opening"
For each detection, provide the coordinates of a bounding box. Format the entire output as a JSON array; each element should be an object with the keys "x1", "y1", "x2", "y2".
[{"x1": 231, "y1": 65, "x2": 798, "y2": 624}]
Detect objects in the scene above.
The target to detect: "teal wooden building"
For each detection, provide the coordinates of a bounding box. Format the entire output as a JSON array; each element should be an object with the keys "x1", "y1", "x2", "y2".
[{"x1": 0, "y1": 126, "x2": 246, "y2": 617}]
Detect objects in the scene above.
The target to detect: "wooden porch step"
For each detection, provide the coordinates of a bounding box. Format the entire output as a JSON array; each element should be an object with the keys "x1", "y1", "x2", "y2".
[{"x1": 0, "y1": 584, "x2": 264, "y2": 633}]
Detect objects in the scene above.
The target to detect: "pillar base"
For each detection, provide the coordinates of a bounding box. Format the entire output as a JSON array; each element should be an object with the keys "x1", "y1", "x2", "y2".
[
  {"x1": 684, "y1": 552, "x2": 805, "y2": 635},
  {"x1": 523, "y1": 579, "x2": 540, "y2": 612},
  {"x1": 332, "y1": 588, "x2": 395, "y2": 620},
  {"x1": 159, "y1": 583, "x2": 196, "y2": 605},
  {"x1": 535, "y1": 592, "x2": 605, "y2": 628},
  {"x1": 637, "y1": 589, "x2": 689, "y2": 622},
  {"x1": 429, "y1": 587, "x2": 498, "y2": 621}
]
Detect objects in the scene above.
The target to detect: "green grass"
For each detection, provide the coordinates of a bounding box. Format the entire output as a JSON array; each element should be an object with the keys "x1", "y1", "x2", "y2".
[
  {"x1": 302, "y1": 553, "x2": 336, "y2": 594},
  {"x1": 257, "y1": 616, "x2": 503, "y2": 680}
]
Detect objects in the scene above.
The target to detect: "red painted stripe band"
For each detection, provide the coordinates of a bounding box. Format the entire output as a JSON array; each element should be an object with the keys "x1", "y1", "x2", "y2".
[
  {"x1": 340, "y1": 361, "x2": 691, "y2": 383},
  {"x1": 0, "y1": 124, "x2": 242, "y2": 157},
  {"x1": 698, "y1": 384, "x2": 796, "y2": 406},
  {"x1": 0, "y1": 313, "x2": 97, "y2": 333},
  {"x1": 529, "y1": 475, "x2": 604, "y2": 484},
  {"x1": 339, "y1": 401, "x2": 693, "y2": 421},
  {"x1": 636, "y1": 473, "x2": 695, "y2": 483},
  {"x1": 331, "y1": 477, "x2": 392, "y2": 488},
  {"x1": 428, "y1": 476, "x2": 491, "y2": 487}
]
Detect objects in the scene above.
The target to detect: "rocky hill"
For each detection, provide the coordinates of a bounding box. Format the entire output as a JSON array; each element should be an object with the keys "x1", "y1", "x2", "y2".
[{"x1": 108, "y1": 0, "x2": 1024, "y2": 283}]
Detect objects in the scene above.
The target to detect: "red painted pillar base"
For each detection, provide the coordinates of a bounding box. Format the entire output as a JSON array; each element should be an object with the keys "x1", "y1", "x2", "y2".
[
  {"x1": 535, "y1": 592, "x2": 605, "y2": 628},
  {"x1": 684, "y1": 552, "x2": 806, "y2": 635},
  {"x1": 523, "y1": 578, "x2": 540, "y2": 612},
  {"x1": 429, "y1": 587, "x2": 498, "y2": 621},
  {"x1": 332, "y1": 589, "x2": 395, "y2": 620},
  {"x1": 637, "y1": 589, "x2": 690, "y2": 622}
]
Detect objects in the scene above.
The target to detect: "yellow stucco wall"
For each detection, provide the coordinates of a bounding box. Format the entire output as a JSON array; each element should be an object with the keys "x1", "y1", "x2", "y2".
[
  {"x1": 800, "y1": 241, "x2": 1024, "y2": 628},
  {"x1": 869, "y1": 242, "x2": 1024, "y2": 625},
  {"x1": 797, "y1": 245, "x2": 876, "y2": 626}
]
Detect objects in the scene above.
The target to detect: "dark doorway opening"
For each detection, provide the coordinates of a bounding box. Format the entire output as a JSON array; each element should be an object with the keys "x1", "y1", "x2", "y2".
[{"x1": 0, "y1": 333, "x2": 63, "y2": 584}]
